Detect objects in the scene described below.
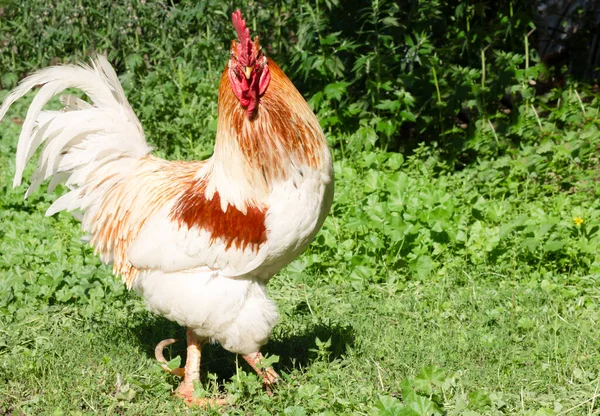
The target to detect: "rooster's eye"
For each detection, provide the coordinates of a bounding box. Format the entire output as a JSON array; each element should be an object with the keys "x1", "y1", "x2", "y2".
[{"x1": 236, "y1": 67, "x2": 247, "y2": 80}]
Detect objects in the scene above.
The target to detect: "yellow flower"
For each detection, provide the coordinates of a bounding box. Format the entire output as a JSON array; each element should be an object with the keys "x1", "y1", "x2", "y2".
[{"x1": 574, "y1": 217, "x2": 584, "y2": 226}]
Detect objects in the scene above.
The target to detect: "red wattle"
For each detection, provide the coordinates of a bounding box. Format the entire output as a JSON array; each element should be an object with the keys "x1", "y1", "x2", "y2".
[{"x1": 228, "y1": 65, "x2": 270, "y2": 118}]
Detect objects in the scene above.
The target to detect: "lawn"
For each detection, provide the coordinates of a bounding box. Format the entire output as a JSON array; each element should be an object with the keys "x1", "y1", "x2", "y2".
[{"x1": 2, "y1": 1, "x2": 600, "y2": 415}]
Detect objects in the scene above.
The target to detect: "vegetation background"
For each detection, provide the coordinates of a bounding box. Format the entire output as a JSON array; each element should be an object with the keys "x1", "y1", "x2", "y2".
[{"x1": 1, "y1": 0, "x2": 599, "y2": 414}]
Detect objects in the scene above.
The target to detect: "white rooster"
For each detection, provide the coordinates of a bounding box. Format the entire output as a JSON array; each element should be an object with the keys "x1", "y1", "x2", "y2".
[{"x1": 0, "y1": 10, "x2": 333, "y2": 406}]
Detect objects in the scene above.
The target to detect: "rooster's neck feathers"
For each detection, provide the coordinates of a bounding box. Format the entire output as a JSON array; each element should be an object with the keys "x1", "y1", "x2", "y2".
[{"x1": 214, "y1": 58, "x2": 325, "y2": 193}]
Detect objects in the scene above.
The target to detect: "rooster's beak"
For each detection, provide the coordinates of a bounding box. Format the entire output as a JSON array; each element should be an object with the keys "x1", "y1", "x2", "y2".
[{"x1": 244, "y1": 66, "x2": 253, "y2": 79}]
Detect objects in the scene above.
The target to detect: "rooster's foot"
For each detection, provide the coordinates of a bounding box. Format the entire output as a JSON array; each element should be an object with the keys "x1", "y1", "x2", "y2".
[
  {"x1": 175, "y1": 382, "x2": 227, "y2": 407},
  {"x1": 262, "y1": 366, "x2": 280, "y2": 395},
  {"x1": 243, "y1": 351, "x2": 281, "y2": 395},
  {"x1": 154, "y1": 338, "x2": 185, "y2": 377}
]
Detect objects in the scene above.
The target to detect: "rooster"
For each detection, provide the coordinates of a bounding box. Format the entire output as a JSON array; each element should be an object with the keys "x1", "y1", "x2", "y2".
[{"x1": 0, "y1": 10, "x2": 333, "y2": 406}]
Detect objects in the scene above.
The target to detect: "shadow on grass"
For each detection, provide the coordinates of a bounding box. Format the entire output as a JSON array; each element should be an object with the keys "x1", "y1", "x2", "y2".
[
  {"x1": 4, "y1": 199, "x2": 45, "y2": 214},
  {"x1": 128, "y1": 310, "x2": 355, "y2": 383}
]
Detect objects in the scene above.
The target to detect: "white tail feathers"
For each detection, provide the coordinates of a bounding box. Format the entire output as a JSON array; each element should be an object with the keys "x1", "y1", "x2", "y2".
[{"x1": 0, "y1": 55, "x2": 151, "y2": 217}]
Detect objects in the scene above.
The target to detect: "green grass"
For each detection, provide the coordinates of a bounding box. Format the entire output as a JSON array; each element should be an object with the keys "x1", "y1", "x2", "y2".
[
  {"x1": 2, "y1": 88, "x2": 600, "y2": 415},
  {"x1": 2, "y1": 2, "x2": 600, "y2": 415}
]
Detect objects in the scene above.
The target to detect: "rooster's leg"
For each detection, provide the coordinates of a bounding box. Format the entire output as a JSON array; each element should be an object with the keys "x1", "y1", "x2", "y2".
[
  {"x1": 156, "y1": 329, "x2": 226, "y2": 407},
  {"x1": 243, "y1": 351, "x2": 280, "y2": 395},
  {"x1": 176, "y1": 328, "x2": 227, "y2": 407}
]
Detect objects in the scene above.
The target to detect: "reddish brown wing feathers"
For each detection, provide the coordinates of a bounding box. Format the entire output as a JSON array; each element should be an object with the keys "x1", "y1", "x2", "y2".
[{"x1": 170, "y1": 181, "x2": 267, "y2": 252}]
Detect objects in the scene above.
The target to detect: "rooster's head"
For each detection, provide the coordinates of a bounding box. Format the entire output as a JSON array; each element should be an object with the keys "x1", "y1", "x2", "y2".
[{"x1": 228, "y1": 10, "x2": 271, "y2": 119}]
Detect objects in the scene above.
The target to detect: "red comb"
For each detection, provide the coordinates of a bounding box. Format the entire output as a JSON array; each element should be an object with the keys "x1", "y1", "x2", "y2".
[{"x1": 232, "y1": 10, "x2": 253, "y2": 66}]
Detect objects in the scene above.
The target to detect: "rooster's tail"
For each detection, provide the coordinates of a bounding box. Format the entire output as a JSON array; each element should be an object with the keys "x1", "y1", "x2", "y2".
[{"x1": 0, "y1": 55, "x2": 151, "y2": 217}]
